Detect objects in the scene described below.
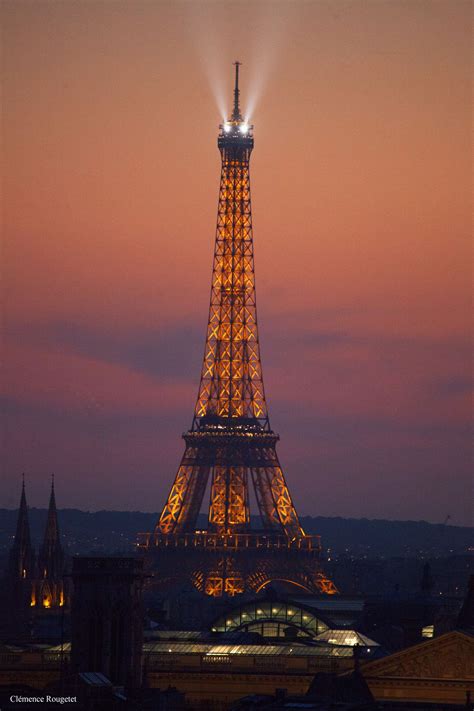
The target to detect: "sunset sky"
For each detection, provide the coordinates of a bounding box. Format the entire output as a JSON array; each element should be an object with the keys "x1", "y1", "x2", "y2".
[{"x1": 2, "y1": 1, "x2": 472, "y2": 525}]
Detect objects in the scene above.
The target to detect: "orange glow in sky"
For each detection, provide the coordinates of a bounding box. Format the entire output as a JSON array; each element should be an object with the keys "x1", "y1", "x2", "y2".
[{"x1": 2, "y1": 1, "x2": 472, "y2": 524}]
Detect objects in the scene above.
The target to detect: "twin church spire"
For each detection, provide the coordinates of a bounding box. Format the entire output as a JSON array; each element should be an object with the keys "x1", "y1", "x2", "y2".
[{"x1": 9, "y1": 476, "x2": 65, "y2": 609}]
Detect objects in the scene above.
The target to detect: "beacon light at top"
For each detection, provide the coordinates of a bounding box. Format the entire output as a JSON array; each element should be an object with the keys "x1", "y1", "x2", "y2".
[{"x1": 219, "y1": 62, "x2": 253, "y2": 139}]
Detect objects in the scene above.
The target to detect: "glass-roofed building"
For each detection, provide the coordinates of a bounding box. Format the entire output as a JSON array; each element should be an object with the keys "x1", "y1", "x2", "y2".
[
  {"x1": 209, "y1": 597, "x2": 373, "y2": 645},
  {"x1": 211, "y1": 599, "x2": 329, "y2": 638}
]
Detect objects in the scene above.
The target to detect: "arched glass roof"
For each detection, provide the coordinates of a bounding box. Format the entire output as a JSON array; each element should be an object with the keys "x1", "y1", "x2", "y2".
[{"x1": 211, "y1": 600, "x2": 330, "y2": 638}]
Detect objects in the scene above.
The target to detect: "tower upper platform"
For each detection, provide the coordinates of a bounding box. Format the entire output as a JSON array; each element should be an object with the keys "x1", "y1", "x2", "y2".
[{"x1": 218, "y1": 61, "x2": 253, "y2": 153}]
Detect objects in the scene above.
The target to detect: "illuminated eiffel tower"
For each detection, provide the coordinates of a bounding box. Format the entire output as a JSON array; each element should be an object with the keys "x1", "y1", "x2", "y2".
[{"x1": 139, "y1": 63, "x2": 337, "y2": 598}]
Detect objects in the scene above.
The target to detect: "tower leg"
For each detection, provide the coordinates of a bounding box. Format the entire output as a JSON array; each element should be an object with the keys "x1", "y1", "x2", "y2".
[{"x1": 157, "y1": 444, "x2": 210, "y2": 534}]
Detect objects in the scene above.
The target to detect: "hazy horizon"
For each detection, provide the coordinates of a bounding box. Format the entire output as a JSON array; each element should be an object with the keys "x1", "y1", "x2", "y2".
[{"x1": 1, "y1": 502, "x2": 472, "y2": 530}]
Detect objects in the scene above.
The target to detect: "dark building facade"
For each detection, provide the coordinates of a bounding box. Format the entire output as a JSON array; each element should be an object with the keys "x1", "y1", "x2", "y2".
[{"x1": 70, "y1": 556, "x2": 144, "y2": 689}]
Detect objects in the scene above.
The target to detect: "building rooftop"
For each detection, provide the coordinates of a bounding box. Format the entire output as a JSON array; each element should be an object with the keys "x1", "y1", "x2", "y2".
[{"x1": 142, "y1": 641, "x2": 355, "y2": 657}]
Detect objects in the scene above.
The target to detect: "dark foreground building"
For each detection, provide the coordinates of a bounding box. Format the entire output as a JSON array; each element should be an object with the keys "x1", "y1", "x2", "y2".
[{"x1": 70, "y1": 556, "x2": 144, "y2": 690}]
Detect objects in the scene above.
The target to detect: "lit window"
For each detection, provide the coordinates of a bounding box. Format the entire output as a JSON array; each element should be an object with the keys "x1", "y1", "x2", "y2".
[
  {"x1": 422, "y1": 625, "x2": 434, "y2": 639},
  {"x1": 261, "y1": 623, "x2": 279, "y2": 637}
]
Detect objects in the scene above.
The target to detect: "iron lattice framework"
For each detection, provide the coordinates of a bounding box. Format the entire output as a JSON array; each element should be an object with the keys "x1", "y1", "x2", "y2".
[{"x1": 140, "y1": 63, "x2": 337, "y2": 598}]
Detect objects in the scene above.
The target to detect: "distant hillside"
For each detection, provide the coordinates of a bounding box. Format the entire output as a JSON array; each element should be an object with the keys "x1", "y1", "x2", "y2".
[
  {"x1": 0, "y1": 508, "x2": 471, "y2": 558},
  {"x1": 299, "y1": 515, "x2": 472, "y2": 556}
]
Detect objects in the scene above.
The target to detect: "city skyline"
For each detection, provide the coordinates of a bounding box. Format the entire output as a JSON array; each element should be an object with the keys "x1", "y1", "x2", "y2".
[{"x1": 2, "y1": 1, "x2": 472, "y2": 525}]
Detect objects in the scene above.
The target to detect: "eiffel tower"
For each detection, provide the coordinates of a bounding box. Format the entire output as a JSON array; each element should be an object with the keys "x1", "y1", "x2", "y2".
[{"x1": 139, "y1": 63, "x2": 337, "y2": 598}]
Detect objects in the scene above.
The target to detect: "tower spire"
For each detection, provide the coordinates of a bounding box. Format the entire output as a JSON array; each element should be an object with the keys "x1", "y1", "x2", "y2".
[
  {"x1": 42, "y1": 474, "x2": 60, "y2": 551},
  {"x1": 231, "y1": 60, "x2": 243, "y2": 122},
  {"x1": 9, "y1": 475, "x2": 34, "y2": 579},
  {"x1": 38, "y1": 475, "x2": 65, "y2": 606},
  {"x1": 15, "y1": 475, "x2": 31, "y2": 551}
]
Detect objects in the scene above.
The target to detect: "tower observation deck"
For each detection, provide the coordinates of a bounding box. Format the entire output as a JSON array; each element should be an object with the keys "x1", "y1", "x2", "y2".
[{"x1": 138, "y1": 63, "x2": 337, "y2": 597}]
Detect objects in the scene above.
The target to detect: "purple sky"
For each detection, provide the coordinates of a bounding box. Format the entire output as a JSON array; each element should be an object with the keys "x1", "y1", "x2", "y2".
[{"x1": 2, "y1": 1, "x2": 472, "y2": 525}]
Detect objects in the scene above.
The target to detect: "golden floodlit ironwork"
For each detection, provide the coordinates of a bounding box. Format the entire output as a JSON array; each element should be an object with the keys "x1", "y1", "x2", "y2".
[{"x1": 140, "y1": 63, "x2": 337, "y2": 597}]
